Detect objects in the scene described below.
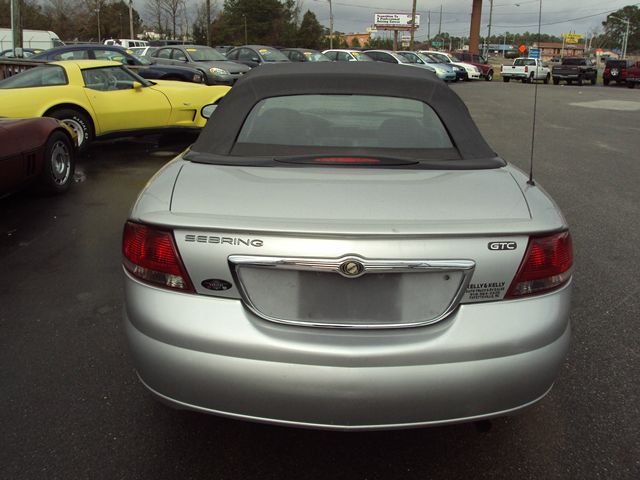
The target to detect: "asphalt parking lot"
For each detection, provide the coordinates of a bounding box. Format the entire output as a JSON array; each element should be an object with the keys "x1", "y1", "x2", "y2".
[{"x1": 1, "y1": 81, "x2": 639, "y2": 479}]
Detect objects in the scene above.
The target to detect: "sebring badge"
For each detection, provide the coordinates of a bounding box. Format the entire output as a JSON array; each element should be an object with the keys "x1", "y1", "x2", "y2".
[{"x1": 339, "y1": 260, "x2": 365, "y2": 278}]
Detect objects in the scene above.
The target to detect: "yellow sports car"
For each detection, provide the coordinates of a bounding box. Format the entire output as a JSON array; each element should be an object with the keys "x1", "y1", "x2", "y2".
[{"x1": 0, "y1": 60, "x2": 230, "y2": 148}]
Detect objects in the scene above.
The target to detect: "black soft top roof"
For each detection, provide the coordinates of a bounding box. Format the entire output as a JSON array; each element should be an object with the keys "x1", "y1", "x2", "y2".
[{"x1": 189, "y1": 62, "x2": 497, "y2": 163}]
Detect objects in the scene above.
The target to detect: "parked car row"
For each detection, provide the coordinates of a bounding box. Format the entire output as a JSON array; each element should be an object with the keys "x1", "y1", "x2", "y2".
[
  {"x1": 2, "y1": 42, "x2": 495, "y2": 86},
  {"x1": 500, "y1": 56, "x2": 640, "y2": 88}
]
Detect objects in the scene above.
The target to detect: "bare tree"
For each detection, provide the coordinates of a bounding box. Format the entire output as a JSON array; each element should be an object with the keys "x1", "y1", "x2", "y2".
[
  {"x1": 160, "y1": 0, "x2": 181, "y2": 39},
  {"x1": 145, "y1": 0, "x2": 165, "y2": 37}
]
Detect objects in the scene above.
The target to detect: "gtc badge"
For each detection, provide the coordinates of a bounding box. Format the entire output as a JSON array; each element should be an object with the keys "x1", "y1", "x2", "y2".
[
  {"x1": 488, "y1": 241, "x2": 517, "y2": 251},
  {"x1": 340, "y1": 260, "x2": 365, "y2": 277}
]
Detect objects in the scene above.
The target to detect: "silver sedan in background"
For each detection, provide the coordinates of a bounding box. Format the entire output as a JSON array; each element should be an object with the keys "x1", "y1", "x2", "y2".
[{"x1": 123, "y1": 62, "x2": 572, "y2": 430}]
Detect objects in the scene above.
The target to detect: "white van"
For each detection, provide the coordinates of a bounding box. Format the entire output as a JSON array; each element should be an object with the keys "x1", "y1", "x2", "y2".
[
  {"x1": 0, "y1": 28, "x2": 64, "y2": 51},
  {"x1": 104, "y1": 39, "x2": 148, "y2": 48}
]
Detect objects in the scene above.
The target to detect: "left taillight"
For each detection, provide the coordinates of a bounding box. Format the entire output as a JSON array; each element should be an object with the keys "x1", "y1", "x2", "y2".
[
  {"x1": 505, "y1": 231, "x2": 573, "y2": 298},
  {"x1": 122, "y1": 221, "x2": 195, "y2": 292}
]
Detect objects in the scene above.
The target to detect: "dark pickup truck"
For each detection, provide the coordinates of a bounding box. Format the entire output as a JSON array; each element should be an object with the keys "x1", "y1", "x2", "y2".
[{"x1": 552, "y1": 57, "x2": 597, "y2": 85}]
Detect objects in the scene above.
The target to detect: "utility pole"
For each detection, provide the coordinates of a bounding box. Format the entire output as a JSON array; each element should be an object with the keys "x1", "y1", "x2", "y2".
[
  {"x1": 427, "y1": 11, "x2": 431, "y2": 44},
  {"x1": 469, "y1": 0, "x2": 482, "y2": 54},
  {"x1": 608, "y1": 16, "x2": 630, "y2": 59},
  {"x1": 438, "y1": 4, "x2": 442, "y2": 37},
  {"x1": 329, "y1": 0, "x2": 334, "y2": 49},
  {"x1": 129, "y1": 0, "x2": 134, "y2": 39},
  {"x1": 486, "y1": 0, "x2": 494, "y2": 57},
  {"x1": 10, "y1": 0, "x2": 22, "y2": 56},
  {"x1": 206, "y1": 0, "x2": 211, "y2": 46},
  {"x1": 409, "y1": 0, "x2": 417, "y2": 50}
]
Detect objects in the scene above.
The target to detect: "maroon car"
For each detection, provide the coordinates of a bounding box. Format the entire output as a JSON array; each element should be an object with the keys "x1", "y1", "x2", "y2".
[
  {"x1": 626, "y1": 61, "x2": 640, "y2": 88},
  {"x1": 457, "y1": 52, "x2": 494, "y2": 81},
  {"x1": 603, "y1": 59, "x2": 632, "y2": 85},
  {"x1": 0, "y1": 117, "x2": 77, "y2": 196}
]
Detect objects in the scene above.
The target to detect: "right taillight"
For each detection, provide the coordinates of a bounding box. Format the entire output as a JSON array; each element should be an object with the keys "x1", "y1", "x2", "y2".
[
  {"x1": 122, "y1": 221, "x2": 194, "y2": 292},
  {"x1": 505, "y1": 231, "x2": 573, "y2": 298}
]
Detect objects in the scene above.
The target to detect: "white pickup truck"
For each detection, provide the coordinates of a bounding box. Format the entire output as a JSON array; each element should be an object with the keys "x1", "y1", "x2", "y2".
[{"x1": 501, "y1": 58, "x2": 551, "y2": 84}]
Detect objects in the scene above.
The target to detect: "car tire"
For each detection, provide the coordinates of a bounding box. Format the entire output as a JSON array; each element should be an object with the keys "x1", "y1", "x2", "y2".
[
  {"x1": 591, "y1": 76, "x2": 597, "y2": 85},
  {"x1": 567, "y1": 79, "x2": 573, "y2": 85},
  {"x1": 544, "y1": 74, "x2": 550, "y2": 84},
  {"x1": 503, "y1": 77, "x2": 510, "y2": 82},
  {"x1": 553, "y1": 77, "x2": 560, "y2": 85},
  {"x1": 576, "y1": 77, "x2": 583, "y2": 86},
  {"x1": 485, "y1": 70, "x2": 493, "y2": 81},
  {"x1": 38, "y1": 131, "x2": 75, "y2": 194},
  {"x1": 47, "y1": 108, "x2": 93, "y2": 150},
  {"x1": 628, "y1": 82, "x2": 636, "y2": 89},
  {"x1": 603, "y1": 78, "x2": 610, "y2": 86}
]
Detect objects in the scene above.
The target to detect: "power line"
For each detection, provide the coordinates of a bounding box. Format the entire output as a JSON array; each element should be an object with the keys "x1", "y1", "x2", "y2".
[{"x1": 493, "y1": 3, "x2": 640, "y2": 28}]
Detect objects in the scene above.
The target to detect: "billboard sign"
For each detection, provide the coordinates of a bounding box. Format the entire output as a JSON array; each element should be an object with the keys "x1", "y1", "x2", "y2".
[
  {"x1": 562, "y1": 33, "x2": 583, "y2": 44},
  {"x1": 374, "y1": 13, "x2": 421, "y2": 30},
  {"x1": 528, "y1": 48, "x2": 540, "y2": 59}
]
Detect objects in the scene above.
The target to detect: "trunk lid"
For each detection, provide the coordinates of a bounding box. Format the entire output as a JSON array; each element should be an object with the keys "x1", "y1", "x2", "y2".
[
  {"x1": 161, "y1": 162, "x2": 537, "y2": 327},
  {"x1": 170, "y1": 163, "x2": 531, "y2": 235}
]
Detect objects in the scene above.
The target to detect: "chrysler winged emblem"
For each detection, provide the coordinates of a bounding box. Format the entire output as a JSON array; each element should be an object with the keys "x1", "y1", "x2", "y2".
[{"x1": 340, "y1": 260, "x2": 365, "y2": 278}]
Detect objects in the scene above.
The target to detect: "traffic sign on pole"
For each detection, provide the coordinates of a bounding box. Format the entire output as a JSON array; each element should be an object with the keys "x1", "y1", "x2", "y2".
[
  {"x1": 528, "y1": 48, "x2": 540, "y2": 59},
  {"x1": 518, "y1": 44, "x2": 526, "y2": 54}
]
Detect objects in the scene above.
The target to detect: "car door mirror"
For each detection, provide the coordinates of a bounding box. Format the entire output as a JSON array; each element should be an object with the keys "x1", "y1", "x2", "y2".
[
  {"x1": 132, "y1": 81, "x2": 143, "y2": 90},
  {"x1": 201, "y1": 103, "x2": 218, "y2": 118},
  {"x1": 252, "y1": 57, "x2": 260, "y2": 63},
  {"x1": 348, "y1": 57, "x2": 357, "y2": 62}
]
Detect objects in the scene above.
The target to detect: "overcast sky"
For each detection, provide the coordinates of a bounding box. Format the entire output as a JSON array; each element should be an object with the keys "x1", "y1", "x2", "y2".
[{"x1": 299, "y1": 0, "x2": 633, "y2": 39}]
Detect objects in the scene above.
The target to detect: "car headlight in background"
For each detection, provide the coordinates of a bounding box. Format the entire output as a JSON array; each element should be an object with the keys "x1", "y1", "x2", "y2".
[{"x1": 209, "y1": 67, "x2": 229, "y2": 76}]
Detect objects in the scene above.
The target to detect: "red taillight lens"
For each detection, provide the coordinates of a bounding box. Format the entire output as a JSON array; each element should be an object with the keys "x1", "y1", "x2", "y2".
[
  {"x1": 122, "y1": 221, "x2": 194, "y2": 292},
  {"x1": 525, "y1": 66, "x2": 529, "y2": 73},
  {"x1": 506, "y1": 231, "x2": 573, "y2": 298}
]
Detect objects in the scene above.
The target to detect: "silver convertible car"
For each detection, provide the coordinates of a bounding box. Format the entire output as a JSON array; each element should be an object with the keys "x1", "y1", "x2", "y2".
[{"x1": 123, "y1": 62, "x2": 573, "y2": 430}]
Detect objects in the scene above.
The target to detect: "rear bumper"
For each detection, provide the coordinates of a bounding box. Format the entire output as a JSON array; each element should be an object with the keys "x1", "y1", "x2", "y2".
[
  {"x1": 124, "y1": 273, "x2": 572, "y2": 430},
  {"x1": 502, "y1": 72, "x2": 528, "y2": 78},
  {"x1": 553, "y1": 73, "x2": 580, "y2": 79}
]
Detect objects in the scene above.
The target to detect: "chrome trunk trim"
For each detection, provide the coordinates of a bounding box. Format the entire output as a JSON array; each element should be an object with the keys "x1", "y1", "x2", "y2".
[{"x1": 228, "y1": 255, "x2": 476, "y2": 329}]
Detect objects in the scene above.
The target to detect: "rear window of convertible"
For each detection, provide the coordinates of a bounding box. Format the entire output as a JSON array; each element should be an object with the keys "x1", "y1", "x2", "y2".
[{"x1": 234, "y1": 95, "x2": 453, "y2": 152}]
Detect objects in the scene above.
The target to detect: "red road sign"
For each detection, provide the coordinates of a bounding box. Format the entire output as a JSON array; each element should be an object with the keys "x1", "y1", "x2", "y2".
[{"x1": 518, "y1": 44, "x2": 527, "y2": 53}]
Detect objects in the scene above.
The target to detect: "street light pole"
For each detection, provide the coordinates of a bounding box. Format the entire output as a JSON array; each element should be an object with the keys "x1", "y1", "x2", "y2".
[
  {"x1": 206, "y1": 0, "x2": 211, "y2": 46},
  {"x1": 486, "y1": 0, "x2": 494, "y2": 58},
  {"x1": 129, "y1": 0, "x2": 134, "y2": 39},
  {"x1": 96, "y1": 3, "x2": 101, "y2": 43},
  {"x1": 10, "y1": 0, "x2": 22, "y2": 56},
  {"x1": 409, "y1": 0, "x2": 417, "y2": 50},
  {"x1": 329, "y1": 0, "x2": 334, "y2": 49},
  {"x1": 242, "y1": 14, "x2": 248, "y2": 45},
  {"x1": 609, "y1": 16, "x2": 630, "y2": 59}
]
